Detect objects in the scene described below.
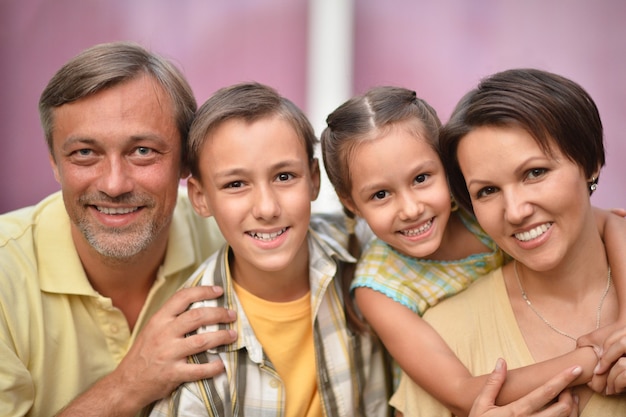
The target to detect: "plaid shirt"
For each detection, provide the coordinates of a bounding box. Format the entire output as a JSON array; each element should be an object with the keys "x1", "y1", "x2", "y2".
[
  {"x1": 147, "y1": 214, "x2": 390, "y2": 417},
  {"x1": 351, "y1": 208, "x2": 507, "y2": 389},
  {"x1": 351, "y1": 208, "x2": 506, "y2": 316}
]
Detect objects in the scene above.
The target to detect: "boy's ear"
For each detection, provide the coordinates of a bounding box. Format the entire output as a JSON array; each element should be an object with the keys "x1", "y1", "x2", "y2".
[
  {"x1": 187, "y1": 177, "x2": 213, "y2": 218},
  {"x1": 310, "y1": 158, "x2": 321, "y2": 201}
]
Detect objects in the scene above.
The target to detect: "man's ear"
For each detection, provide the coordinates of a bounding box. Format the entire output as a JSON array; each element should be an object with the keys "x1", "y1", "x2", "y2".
[
  {"x1": 310, "y1": 158, "x2": 321, "y2": 201},
  {"x1": 49, "y1": 153, "x2": 61, "y2": 184},
  {"x1": 187, "y1": 177, "x2": 213, "y2": 218}
]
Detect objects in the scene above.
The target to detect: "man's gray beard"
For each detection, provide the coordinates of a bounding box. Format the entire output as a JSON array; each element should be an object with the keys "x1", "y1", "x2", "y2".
[{"x1": 79, "y1": 220, "x2": 161, "y2": 260}]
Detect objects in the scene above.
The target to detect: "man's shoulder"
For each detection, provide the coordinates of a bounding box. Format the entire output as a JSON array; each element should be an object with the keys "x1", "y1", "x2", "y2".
[{"x1": 0, "y1": 191, "x2": 63, "y2": 246}]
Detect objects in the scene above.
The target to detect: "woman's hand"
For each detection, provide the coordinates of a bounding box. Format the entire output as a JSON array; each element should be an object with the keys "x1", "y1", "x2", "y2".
[{"x1": 469, "y1": 359, "x2": 580, "y2": 417}]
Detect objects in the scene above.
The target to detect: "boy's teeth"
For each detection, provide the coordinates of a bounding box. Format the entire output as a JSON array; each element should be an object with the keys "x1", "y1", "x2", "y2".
[
  {"x1": 515, "y1": 223, "x2": 552, "y2": 242},
  {"x1": 251, "y1": 228, "x2": 286, "y2": 241},
  {"x1": 401, "y1": 219, "x2": 432, "y2": 236},
  {"x1": 97, "y1": 206, "x2": 138, "y2": 215}
]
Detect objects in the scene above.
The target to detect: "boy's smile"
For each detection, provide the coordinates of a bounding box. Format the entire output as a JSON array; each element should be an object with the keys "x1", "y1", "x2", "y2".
[{"x1": 188, "y1": 115, "x2": 320, "y2": 297}]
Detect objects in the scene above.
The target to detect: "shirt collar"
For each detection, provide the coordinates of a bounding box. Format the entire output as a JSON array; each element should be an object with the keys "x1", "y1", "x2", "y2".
[
  {"x1": 37, "y1": 192, "x2": 199, "y2": 296},
  {"x1": 214, "y1": 226, "x2": 356, "y2": 359}
]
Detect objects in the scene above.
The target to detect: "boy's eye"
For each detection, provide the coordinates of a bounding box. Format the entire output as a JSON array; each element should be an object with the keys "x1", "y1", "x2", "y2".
[
  {"x1": 372, "y1": 190, "x2": 389, "y2": 201},
  {"x1": 276, "y1": 172, "x2": 294, "y2": 182},
  {"x1": 226, "y1": 181, "x2": 244, "y2": 189}
]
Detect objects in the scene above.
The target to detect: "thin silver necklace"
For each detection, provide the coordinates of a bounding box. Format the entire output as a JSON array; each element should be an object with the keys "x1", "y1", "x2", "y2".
[{"x1": 513, "y1": 260, "x2": 611, "y2": 342}]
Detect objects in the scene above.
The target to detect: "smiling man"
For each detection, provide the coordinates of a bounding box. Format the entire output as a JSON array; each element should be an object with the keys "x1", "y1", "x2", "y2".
[{"x1": 0, "y1": 42, "x2": 235, "y2": 417}]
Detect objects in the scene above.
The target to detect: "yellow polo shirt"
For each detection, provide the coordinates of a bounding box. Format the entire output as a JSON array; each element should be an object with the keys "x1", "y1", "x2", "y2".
[{"x1": 0, "y1": 189, "x2": 224, "y2": 417}]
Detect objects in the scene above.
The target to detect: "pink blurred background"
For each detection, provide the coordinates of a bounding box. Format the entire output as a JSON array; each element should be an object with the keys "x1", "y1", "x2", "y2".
[{"x1": 1, "y1": 0, "x2": 624, "y2": 214}]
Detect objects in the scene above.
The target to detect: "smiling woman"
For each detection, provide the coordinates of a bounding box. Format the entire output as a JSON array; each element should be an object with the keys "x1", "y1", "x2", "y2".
[{"x1": 391, "y1": 68, "x2": 626, "y2": 416}]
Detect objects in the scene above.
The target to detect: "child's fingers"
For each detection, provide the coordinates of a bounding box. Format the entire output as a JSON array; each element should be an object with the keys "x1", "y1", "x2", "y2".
[
  {"x1": 593, "y1": 325, "x2": 626, "y2": 376},
  {"x1": 605, "y1": 357, "x2": 626, "y2": 395},
  {"x1": 609, "y1": 207, "x2": 626, "y2": 218}
]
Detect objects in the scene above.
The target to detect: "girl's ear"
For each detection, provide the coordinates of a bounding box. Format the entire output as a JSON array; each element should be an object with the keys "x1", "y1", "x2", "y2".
[
  {"x1": 187, "y1": 177, "x2": 213, "y2": 218},
  {"x1": 309, "y1": 158, "x2": 321, "y2": 201},
  {"x1": 339, "y1": 195, "x2": 361, "y2": 218}
]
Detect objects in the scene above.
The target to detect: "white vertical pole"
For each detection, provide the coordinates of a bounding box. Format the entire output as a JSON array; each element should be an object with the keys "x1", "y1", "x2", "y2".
[{"x1": 307, "y1": 0, "x2": 354, "y2": 214}]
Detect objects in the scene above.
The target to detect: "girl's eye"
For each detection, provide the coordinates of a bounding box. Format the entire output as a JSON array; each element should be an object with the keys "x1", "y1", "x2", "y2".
[
  {"x1": 414, "y1": 173, "x2": 428, "y2": 184},
  {"x1": 527, "y1": 168, "x2": 547, "y2": 180},
  {"x1": 372, "y1": 190, "x2": 389, "y2": 201},
  {"x1": 476, "y1": 186, "x2": 498, "y2": 199}
]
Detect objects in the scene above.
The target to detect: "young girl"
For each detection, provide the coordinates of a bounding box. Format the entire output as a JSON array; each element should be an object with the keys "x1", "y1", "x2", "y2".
[
  {"x1": 147, "y1": 82, "x2": 389, "y2": 416},
  {"x1": 320, "y1": 85, "x2": 626, "y2": 416}
]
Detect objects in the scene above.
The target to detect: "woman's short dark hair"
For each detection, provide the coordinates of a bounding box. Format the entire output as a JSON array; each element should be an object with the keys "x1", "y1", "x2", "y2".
[{"x1": 440, "y1": 68, "x2": 605, "y2": 212}]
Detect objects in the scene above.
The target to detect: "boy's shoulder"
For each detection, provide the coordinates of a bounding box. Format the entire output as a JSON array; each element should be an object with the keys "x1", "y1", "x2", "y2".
[
  {"x1": 183, "y1": 244, "x2": 229, "y2": 288},
  {"x1": 310, "y1": 212, "x2": 374, "y2": 250}
]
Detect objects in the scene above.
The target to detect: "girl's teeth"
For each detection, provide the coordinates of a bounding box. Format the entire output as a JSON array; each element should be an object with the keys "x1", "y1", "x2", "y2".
[{"x1": 401, "y1": 219, "x2": 432, "y2": 237}]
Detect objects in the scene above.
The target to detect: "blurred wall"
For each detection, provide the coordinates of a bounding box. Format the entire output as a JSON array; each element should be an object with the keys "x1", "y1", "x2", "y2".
[
  {"x1": 350, "y1": 1, "x2": 626, "y2": 212},
  {"x1": 0, "y1": 0, "x2": 309, "y2": 213},
  {"x1": 1, "y1": 0, "x2": 624, "y2": 214}
]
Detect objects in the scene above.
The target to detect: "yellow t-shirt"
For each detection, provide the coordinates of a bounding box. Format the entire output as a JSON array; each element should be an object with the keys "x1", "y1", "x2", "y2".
[{"x1": 233, "y1": 280, "x2": 322, "y2": 417}]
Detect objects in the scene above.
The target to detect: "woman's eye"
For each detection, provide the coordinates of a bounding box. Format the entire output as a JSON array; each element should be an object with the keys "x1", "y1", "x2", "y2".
[
  {"x1": 477, "y1": 186, "x2": 497, "y2": 198},
  {"x1": 527, "y1": 168, "x2": 547, "y2": 179}
]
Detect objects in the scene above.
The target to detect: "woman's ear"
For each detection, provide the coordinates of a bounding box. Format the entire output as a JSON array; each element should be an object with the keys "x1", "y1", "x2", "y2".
[
  {"x1": 187, "y1": 177, "x2": 213, "y2": 218},
  {"x1": 588, "y1": 165, "x2": 602, "y2": 194}
]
